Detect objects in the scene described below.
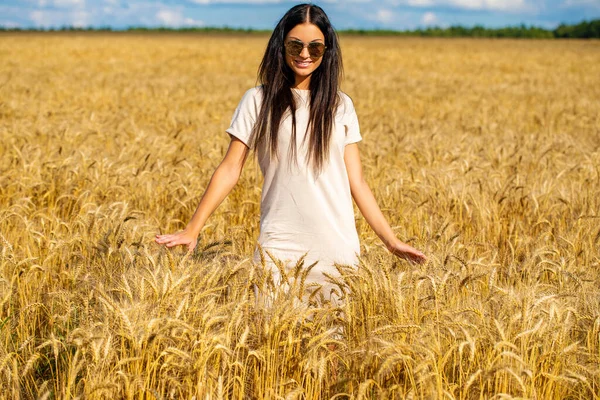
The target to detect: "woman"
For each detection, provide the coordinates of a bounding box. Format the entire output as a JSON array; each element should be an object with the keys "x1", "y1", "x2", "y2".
[{"x1": 155, "y1": 3, "x2": 426, "y2": 291}]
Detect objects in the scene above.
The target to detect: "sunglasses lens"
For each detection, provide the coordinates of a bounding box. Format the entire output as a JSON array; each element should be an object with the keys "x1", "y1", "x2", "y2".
[
  {"x1": 308, "y1": 43, "x2": 325, "y2": 58},
  {"x1": 285, "y1": 41, "x2": 304, "y2": 56}
]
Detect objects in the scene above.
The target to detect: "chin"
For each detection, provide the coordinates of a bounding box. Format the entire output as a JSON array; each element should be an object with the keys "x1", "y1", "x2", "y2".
[{"x1": 294, "y1": 69, "x2": 314, "y2": 78}]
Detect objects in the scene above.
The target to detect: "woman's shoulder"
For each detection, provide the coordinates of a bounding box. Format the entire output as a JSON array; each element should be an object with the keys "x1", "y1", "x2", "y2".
[
  {"x1": 337, "y1": 90, "x2": 357, "y2": 115},
  {"x1": 234, "y1": 86, "x2": 264, "y2": 113},
  {"x1": 338, "y1": 90, "x2": 353, "y2": 102},
  {"x1": 240, "y1": 85, "x2": 264, "y2": 101}
]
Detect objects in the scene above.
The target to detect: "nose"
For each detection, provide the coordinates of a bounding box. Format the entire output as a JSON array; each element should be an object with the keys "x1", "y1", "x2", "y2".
[{"x1": 299, "y1": 45, "x2": 310, "y2": 59}]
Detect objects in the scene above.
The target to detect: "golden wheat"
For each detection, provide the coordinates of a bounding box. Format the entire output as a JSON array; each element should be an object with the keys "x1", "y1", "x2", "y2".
[{"x1": 0, "y1": 33, "x2": 598, "y2": 399}]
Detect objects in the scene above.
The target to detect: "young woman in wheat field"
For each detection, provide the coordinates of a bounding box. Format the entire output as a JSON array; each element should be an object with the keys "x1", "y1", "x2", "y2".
[{"x1": 155, "y1": 3, "x2": 426, "y2": 296}]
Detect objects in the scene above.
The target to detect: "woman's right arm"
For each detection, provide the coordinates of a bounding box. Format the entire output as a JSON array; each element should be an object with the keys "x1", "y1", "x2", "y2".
[{"x1": 155, "y1": 136, "x2": 249, "y2": 251}]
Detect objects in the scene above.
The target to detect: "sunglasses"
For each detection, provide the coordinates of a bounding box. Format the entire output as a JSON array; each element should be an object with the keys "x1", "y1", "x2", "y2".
[{"x1": 284, "y1": 39, "x2": 327, "y2": 58}]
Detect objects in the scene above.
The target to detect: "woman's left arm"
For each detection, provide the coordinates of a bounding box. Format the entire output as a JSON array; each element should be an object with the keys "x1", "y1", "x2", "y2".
[{"x1": 344, "y1": 143, "x2": 427, "y2": 263}]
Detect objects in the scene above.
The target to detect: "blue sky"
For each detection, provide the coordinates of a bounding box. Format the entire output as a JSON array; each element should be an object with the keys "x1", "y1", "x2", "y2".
[{"x1": 1, "y1": 0, "x2": 599, "y2": 31}]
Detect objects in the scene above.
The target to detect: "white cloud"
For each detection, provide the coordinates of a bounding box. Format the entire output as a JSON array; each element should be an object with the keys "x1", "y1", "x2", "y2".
[
  {"x1": 421, "y1": 11, "x2": 438, "y2": 24},
  {"x1": 53, "y1": 0, "x2": 85, "y2": 7},
  {"x1": 71, "y1": 10, "x2": 90, "y2": 27},
  {"x1": 374, "y1": 9, "x2": 395, "y2": 23},
  {"x1": 0, "y1": 20, "x2": 20, "y2": 28},
  {"x1": 448, "y1": 0, "x2": 529, "y2": 11},
  {"x1": 407, "y1": 0, "x2": 436, "y2": 5},
  {"x1": 184, "y1": 17, "x2": 202, "y2": 25},
  {"x1": 563, "y1": 0, "x2": 600, "y2": 7},
  {"x1": 189, "y1": 0, "x2": 282, "y2": 3},
  {"x1": 29, "y1": 8, "x2": 89, "y2": 27},
  {"x1": 448, "y1": 0, "x2": 480, "y2": 9},
  {"x1": 29, "y1": 10, "x2": 48, "y2": 26},
  {"x1": 384, "y1": 0, "x2": 533, "y2": 12},
  {"x1": 156, "y1": 9, "x2": 180, "y2": 25},
  {"x1": 486, "y1": 0, "x2": 529, "y2": 12},
  {"x1": 156, "y1": 9, "x2": 203, "y2": 27}
]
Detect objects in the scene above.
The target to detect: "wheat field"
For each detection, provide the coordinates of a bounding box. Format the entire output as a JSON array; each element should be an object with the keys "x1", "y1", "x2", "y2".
[{"x1": 0, "y1": 33, "x2": 599, "y2": 399}]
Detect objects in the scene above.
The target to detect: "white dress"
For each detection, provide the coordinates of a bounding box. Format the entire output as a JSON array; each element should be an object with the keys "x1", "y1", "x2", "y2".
[{"x1": 226, "y1": 86, "x2": 362, "y2": 286}]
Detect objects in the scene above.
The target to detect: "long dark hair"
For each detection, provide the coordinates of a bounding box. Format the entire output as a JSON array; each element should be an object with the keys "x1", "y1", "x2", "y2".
[{"x1": 251, "y1": 3, "x2": 343, "y2": 175}]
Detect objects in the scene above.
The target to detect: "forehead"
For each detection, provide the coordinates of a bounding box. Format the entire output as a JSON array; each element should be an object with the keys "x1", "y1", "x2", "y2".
[{"x1": 286, "y1": 22, "x2": 324, "y2": 42}]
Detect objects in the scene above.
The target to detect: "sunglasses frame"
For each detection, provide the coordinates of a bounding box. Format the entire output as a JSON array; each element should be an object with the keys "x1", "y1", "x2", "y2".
[{"x1": 284, "y1": 39, "x2": 327, "y2": 59}]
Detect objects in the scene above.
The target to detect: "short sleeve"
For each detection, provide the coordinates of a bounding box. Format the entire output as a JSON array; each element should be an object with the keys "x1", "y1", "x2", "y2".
[
  {"x1": 340, "y1": 93, "x2": 362, "y2": 146},
  {"x1": 225, "y1": 87, "x2": 262, "y2": 147}
]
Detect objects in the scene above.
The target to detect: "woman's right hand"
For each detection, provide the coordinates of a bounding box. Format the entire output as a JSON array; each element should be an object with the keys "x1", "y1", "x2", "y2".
[
  {"x1": 155, "y1": 228, "x2": 198, "y2": 252},
  {"x1": 155, "y1": 137, "x2": 248, "y2": 254},
  {"x1": 387, "y1": 239, "x2": 427, "y2": 264}
]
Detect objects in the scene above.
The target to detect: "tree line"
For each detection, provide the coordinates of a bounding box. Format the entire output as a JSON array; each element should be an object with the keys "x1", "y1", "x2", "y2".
[
  {"x1": 346, "y1": 19, "x2": 600, "y2": 38},
  {"x1": 1, "y1": 18, "x2": 599, "y2": 38}
]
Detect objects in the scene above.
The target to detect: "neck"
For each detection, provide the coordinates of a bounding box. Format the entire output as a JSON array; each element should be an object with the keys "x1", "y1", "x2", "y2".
[{"x1": 293, "y1": 75, "x2": 311, "y2": 90}]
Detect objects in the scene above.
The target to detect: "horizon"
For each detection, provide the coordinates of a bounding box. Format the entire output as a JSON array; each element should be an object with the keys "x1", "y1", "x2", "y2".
[{"x1": 2, "y1": 19, "x2": 597, "y2": 32}]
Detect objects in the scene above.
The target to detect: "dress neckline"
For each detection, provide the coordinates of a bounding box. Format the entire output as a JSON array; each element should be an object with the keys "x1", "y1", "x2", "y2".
[{"x1": 292, "y1": 87, "x2": 310, "y2": 100}]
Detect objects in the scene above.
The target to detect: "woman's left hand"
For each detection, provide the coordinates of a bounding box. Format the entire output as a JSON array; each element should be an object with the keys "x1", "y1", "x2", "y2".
[
  {"x1": 387, "y1": 239, "x2": 427, "y2": 264},
  {"x1": 344, "y1": 144, "x2": 427, "y2": 265}
]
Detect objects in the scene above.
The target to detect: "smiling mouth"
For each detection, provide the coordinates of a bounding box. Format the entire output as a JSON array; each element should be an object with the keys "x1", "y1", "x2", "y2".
[{"x1": 293, "y1": 59, "x2": 312, "y2": 68}]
